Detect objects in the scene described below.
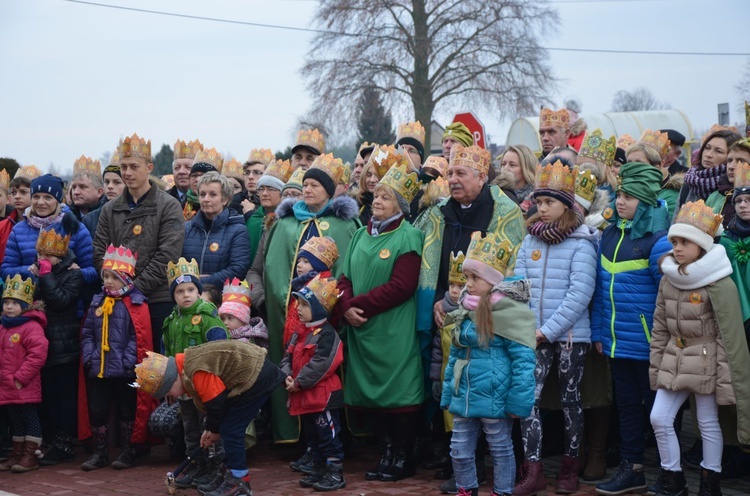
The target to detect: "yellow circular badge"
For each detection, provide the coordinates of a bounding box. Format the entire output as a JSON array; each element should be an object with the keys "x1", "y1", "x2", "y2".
[
  {"x1": 133, "y1": 225, "x2": 142, "y2": 235},
  {"x1": 10, "y1": 333, "x2": 20, "y2": 344},
  {"x1": 95, "y1": 307, "x2": 104, "y2": 317},
  {"x1": 689, "y1": 292, "x2": 702, "y2": 305},
  {"x1": 319, "y1": 221, "x2": 330, "y2": 231},
  {"x1": 379, "y1": 249, "x2": 391, "y2": 259},
  {"x1": 191, "y1": 315, "x2": 202, "y2": 325},
  {"x1": 209, "y1": 243, "x2": 219, "y2": 252},
  {"x1": 531, "y1": 249, "x2": 541, "y2": 261},
  {"x1": 602, "y1": 207, "x2": 613, "y2": 220}
]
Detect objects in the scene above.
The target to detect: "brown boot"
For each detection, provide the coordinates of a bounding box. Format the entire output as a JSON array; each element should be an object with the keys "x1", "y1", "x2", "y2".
[
  {"x1": 0, "y1": 437, "x2": 25, "y2": 471},
  {"x1": 582, "y1": 406, "x2": 609, "y2": 482},
  {"x1": 513, "y1": 460, "x2": 547, "y2": 496},
  {"x1": 11, "y1": 436, "x2": 41, "y2": 473},
  {"x1": 556, "y1": 456, "x2": 579, "y2": 494}
]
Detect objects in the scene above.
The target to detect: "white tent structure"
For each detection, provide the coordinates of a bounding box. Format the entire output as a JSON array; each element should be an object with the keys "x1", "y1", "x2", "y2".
[{"x1": 505, "y1": 109, "x2": 695, "y2": 156}]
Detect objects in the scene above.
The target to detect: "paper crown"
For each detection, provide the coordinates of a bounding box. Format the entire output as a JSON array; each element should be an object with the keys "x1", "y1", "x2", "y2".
[
  {"x1": 222, "y1": 158, "x2": 244, "y2": 178},
  {"x1": 380, "y1": 163, "x2": 422, "y2": 203},
  {"x1": 161, "y1": 174, "x2": 175, "y2": 188},
  {"x1": 108, "y1": 148, "x2": 120, "y2": 166},
  {"x1": 448, "y1": 251, "x2": 467, "y2": 285},
  {"x1": 285, "y1": 167, "x2": 306, "y2": 189},
  {"x1": 735, "y1": 158, "x2": 750, "y2": 190},
  {"x1": 423, "y1": 155, "x2": 449, "y2": 178},
  {"x1": 309, "y1": 153, "x2": 345, "y2": 185},
  {"x1": 539, "y1": 108, "x2": 570, "y2": 129},
  {"x1": 579, "y1": 129, "x2": 616, "y2": 167},
  {"x1": 132, "y1": 351, "x2": 169, "y2": 396},
  {"x1": 119, "y1": 133, "x2": 151, "y2": 161},
  {"x1": 450, "y1": 144, "x2": 491, "y2": 174},
  {"x1": 299, "y1": 236, "x2": 339, "y2": 270},
  {"x1": 265, "y1": 159, "x2": 293, "y2": 183},
  {"x1": 36, "y1": 228, "x2": 71, "y2": 257},
  {"x1": 246, "y1": 148, "x2": 275, "y2": 166},
  {"x1": 102, "y1": 245, "x2": 137, "y2": 277},
  {"x1": 222, "y1": 277, "x2": 251, "y2": 307},
  {"x1": 702, "y1": 124, "x2": 738, "y2": 145},
  {"x1": 467, "y1": 231, "x2": 513, "y2": 275},
  {"x1": 674, "y1": 200, "x2": 723, "y2": 238},
  {"x1": 3, "y1": 275, "x2": 35, "y2": 306},
  {"x1": 745, "y1": 101, "x2": 750, "y2": 127},
  {"x1": 340, "y1": 164, "x2": 351, "y2": 185},
  {"x1": 638, "y1": 129, "x2": 671, "y2": 159},
  {"x1": 430, "y1": 176, "x2": 450, "y2": 198},
  {"x1": 574, "y1": 166, "x2": 598, "y2": 207},
  {"x1": 0, "y1": 170, "x2": 10, "y2": 191},
  {"x1": 174, "y1": 139, "x2": 204, "y2": 160},
  {"x1": 15, "y1": 165, "x2": 42, "y2": 180},
  {"x1": 301, "y1": 275, "x2": 341, "y2": 313},
  {"x1": 73, "y1": 155, "x2": 102, "y2": 176},
  {"x1": 166, "y1": 257, "x2": 201, "y2": 287},
  {"x1": 294, "y1": 129, "x2": 325, "y2": 155},
  {"x1": 616, "y1": 134, "x2": 636, "y2": 150},
  {"x1": 369, "y1": 144, "x2": 410, "y2": 179},
  {"x1": 397, "y1": 121, "x2": 426, "y2": 146},
  {"x1": 358, "y1": 141, "x2": 376, "y2": 155},
  {"x1": 193, "y1": 147, "x2": 224, "y2": 172},
  {"x1": 535, "y1": 160, "x2": 575, "y2": 194}
]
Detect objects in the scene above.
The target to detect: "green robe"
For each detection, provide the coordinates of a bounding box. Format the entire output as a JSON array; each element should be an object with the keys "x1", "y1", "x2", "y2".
[
  {"x1": 263, "y1": 204, "x2": 360, "y2": 442},
  {"x1": 705, "y1": 190, "x2": 729, "y2": 216},
  {"x1": 719, "y1": 233, "x2": 750, "y2": 322},
  {"x1": 246, "y1": 206, "x2": 266, "y2": 264},
  {"x1": 342, "y1": 222, "x2": 425, "y2": 409}
]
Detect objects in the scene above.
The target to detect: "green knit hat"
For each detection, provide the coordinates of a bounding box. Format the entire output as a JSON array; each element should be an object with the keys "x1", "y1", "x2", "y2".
[
  {"x1": 443, "y1": 123, "x2": 474, "y2": 147},
  {"x1": 617, "y1": 162, "x2": 662, "y2": 207}
]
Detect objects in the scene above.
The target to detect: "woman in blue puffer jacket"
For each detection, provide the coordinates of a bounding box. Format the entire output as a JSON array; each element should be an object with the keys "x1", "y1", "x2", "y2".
[
  {"x1": 1, "y1": 174, "x2": 96, "y2": 285},
  {"x1": 182, "y1": 173, "x2": 251, "y2": 288},
  {"x1": 513, "y1": 162, "x2": 598, "y2": 495}
]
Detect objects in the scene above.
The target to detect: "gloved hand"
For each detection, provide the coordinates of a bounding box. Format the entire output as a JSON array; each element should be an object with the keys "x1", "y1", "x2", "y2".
[
  {"x1": 432, "y1": 380, "x2": 442, "y2": 402},
  {"x1": 37, "y1": 259, "x2": 52, "y2": 276}
]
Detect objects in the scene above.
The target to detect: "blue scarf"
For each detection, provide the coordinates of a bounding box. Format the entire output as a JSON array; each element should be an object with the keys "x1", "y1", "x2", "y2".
[
  {"x1": 292, "y1": 200, "x2": 332, "y2": 222},
  {"x1": 2, "y1": 315, "x2": 32, "y2": 328}
]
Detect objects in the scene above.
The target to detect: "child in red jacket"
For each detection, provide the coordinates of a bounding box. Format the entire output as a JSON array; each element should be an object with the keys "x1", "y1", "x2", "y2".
[
  {"x1": 281, "y1": 275, "x2": 345, "y2": 492},
  {"x1": 0, "y1": 275, "x2": 48, "y2": 473}
]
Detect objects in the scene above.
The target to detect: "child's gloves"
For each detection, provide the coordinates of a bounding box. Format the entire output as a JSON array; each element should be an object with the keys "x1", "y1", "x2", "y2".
[{"x1": 37, "y1": 259, "x2": 52, "y2": 276}]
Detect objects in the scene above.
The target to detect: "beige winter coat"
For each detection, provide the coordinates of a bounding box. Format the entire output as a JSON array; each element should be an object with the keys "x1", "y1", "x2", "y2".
[{"x1": 650, "y1": 277, "x2": 734, "y2": 405}]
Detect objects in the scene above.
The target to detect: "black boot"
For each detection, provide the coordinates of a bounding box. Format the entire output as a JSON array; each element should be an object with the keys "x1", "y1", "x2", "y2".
[
  {"x1": 698, "y1": 468, "x2": 721, "y2": 496},
  {"x1": 290, "y1": 446, "x2": 315, "y2": 475},
  {"x1": 312, "y1": 460, "x2": 346, "y2": 491},
  {"x1": 111, "y1": 421, "x2": 136, "y2": 469},
  {"x1": 39, "y1": 435, "x2": 75, "y2": 465},
  {"x1": 197, "y1": 463, "x2": 225, "y2": 495},
  {"x1": 365, "y1": 436, "x2": 394, "y2": 480},
  {"x1": 81, "y1": 425, "x2": 109, "y2": 471},
  {"x1": 300, "y1": 461, "x2": 326, "y2": 488},
  {"x1": 379, "y1": 445, "x2": 416, "y2": 482},
  {"x1": 193, "y1": 453, "x2": 223, "y2": 487},
  {"x1": 655, "y1": 469, "x2": 687, "y2": 496}
]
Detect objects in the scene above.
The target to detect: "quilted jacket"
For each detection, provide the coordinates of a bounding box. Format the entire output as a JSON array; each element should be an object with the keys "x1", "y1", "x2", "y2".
[{"x1": 0, "y1": 309, "x2": 48, "y2": 405}]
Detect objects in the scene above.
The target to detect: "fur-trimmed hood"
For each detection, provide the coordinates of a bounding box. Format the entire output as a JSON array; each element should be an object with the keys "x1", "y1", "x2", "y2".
[
  {"x1": 275, "y1": 195, "x2": 360, "y2": 221},
  {"x1": 662, "y1": 172, "x2": 684, "y2": 192},
  {"x1": 570, "y1": 117, "x2": 587, "y2": 137},
  {"x1": 584, "y1": 188, "x2": 612, "y2": 230},
  {"x1": 491, "y1": 168, "x2": 516, "y2": 191}
]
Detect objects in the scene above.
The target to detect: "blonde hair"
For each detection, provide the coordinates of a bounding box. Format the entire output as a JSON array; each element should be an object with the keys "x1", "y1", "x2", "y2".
[
  {"x1": 626, "y1": 143, "x2": 662, "y2": 167},
  {"x1": 357, "y1": 161, "x2": 377, "y2": 203},
  {"x1": 474, "y1": 291, "x2": 494, "y2": 348},
  {"x1": 501, "y1": 145, "x2": 537, "y2": 187}
]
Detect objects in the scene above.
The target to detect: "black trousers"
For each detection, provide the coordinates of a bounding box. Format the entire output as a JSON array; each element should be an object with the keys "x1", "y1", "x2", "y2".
[
  {"x1": 87, "y1": 377, "x2": 136, "y2": 426},
  {"x1": 300, "y1": 409, "x2": 344, "y2": 463},
  {"x1": 41, "y1": 362, "x2": 78, "y2": 440}
]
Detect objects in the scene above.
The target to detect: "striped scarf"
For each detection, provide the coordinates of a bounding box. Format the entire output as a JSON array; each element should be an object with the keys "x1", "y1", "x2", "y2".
[{"x1": 528, "y1": 208, "x2": 584, "y2": 245}]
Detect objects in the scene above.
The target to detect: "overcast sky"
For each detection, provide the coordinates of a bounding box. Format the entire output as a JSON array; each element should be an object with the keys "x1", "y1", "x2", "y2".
[{"x1": 1, "y1": 0, "x2": 747, "y2": 174}]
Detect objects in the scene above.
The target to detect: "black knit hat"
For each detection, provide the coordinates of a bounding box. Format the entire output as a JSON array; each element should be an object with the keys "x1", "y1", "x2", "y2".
[
  {"x1": 190, "y1": 162, "x2": 218, "y2": 175},
  {"x1": 396, "y1": 137, "x2": 425, "y2": 163},
  {"x1": 303, "y1": 168, "x2": 336, "y2": 198}
]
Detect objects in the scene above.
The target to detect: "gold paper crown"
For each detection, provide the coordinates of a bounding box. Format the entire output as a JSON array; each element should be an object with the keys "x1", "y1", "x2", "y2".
[
  {"x1": 735, "y1": 159, "x2": 750, "y2": 190},
  {"x1": 73, "y1": 155, "x2": 102, "y2": 176},
  {"x1": 466, "y1": 232, "x2": 513, "y2": 275},
  {"x1": 448, "y1": 251, "x2": 467, "y2": 285},
  {"x1": 380, "y1": 163, "x2": 422, "y2": 203},
  {"x1": 222, "y1": 158, "x2": 244, "y2": 178},
  {"x1": 638, "y1": 129, "x2": 671, "y2": 159},
  {"x1": 539, "y1": 108, "x2": 570, "y2": 130},
  {"x1": 702, "y1": 124, "x2": 738, "y2": 144},
  {"x1": 431, "y1": 177, "x2": 450, "y2": 198},
  {"x1": 102, "y1": 244, "x2": 137, "y2": 277},
  {"x1": 397, "y1": 121, "x2": 426, "y2": 146},
  {"x1": 309, "y1": 153, "x2": 345, "y2": 185},
  {"x1": 674, "y1": 200, "x2": 723, "y2": 238},
  {"x1": 535, "y1": 160, "x2": 575, "y2": 193},
  {"x1": 246, "y1": 148, "x2": 275, "y2": 166},
  {"x1": 286, "y1": 167, "x2": 306, "y2": 189},
  {"x1": 36, "y1": 228, "x2": 71, "y2": 257},
  {"x1": 294, "y1": 129, "x2": 325, "y2": 155},
  {"x1": 579, "y1": 129, "x2": 616, "y2": 167},
  {"x1": 265, "y1": 159, "x2": 293, "y2": 183},
  {"x1": 745, "y1": 101, "x2": 750, "y2": 127},
  {"x1": 0, "y1": 170, "x2": 10, "y2": 191},
  {"x1": 616, "y1": 134, "x2": 636, "y2": 150},
  {"x1": 108, "y1": 148, "x2": 120, "y2": 166},
  {"x1": 299, "y1": 236, "x2": 339, "y2": 270},
  {"x1": 133, "y1": 351, "x2": 169, "y2": 396},
  {"x1": 174, "y1": 139, "x2": 204, "y2": 160},
  {"x1": 119, "y1": 133, "x2": 151, "y2": 161},
  {"x1": 423, "y1": 155, "x2": 449, "y2": 178},
  {"x1": 161, "y1": 174, "x2": 175, "y2": 188},
  {"x1": 166, "y1": 257, "x2": 201, "y2": 287},
  {"x1": 3, "y1": 275, "x2": 35, "y2": 306},
  {"x1": 302, "y1": 275, "x2": 341, "y2": 313},
  {"x1": 222, "y1": 277, "x2": 251, "y2": 307},
  {"x1": 193, "y1": 147, "x2": 224, "y2": 172},
  {"x1": 450, "y1": 145, "x2": 491, "y2": 174},
  {"x1": 358, "y1": 141, "x2": 376, "y2": 155},
  {"x1": 574, "y1": 166, "x2": 598, "y2": 206},
  {"x1": 340, "y1": 164, "x2": 351, "y2": 185},
  {"x1": 15, "y1": 165, "x2": 42, "y2": 180},
  {"x1": 369, "y1": 144, "x2": 411, "y2": 179}
]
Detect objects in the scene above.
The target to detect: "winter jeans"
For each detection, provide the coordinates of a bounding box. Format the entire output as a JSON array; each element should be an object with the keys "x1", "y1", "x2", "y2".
[
  {"x1": 87, "y1": 377, "x2": 136, "y2": 426},
  {"x1": 521, "y1": 342, "x2": 588, "y2": 460},
  {"x1": 610, "y1": 358, "x2": 655, "y2": 464},
  {"x1": 219, "y1": 394, "x2": 270, "y2": 472},
  {"x1": 451, "y1": 415, "x2": 514, "y2": 494},
  {"x1": 651, "y1": 389, "x2": 722, "y2": 473},
  {"x1": 7, "y1": 404, "x2": 42, "y2": 438},
  {"x1": 300, "y1": 409, "x2": 344, "y2": 463}
]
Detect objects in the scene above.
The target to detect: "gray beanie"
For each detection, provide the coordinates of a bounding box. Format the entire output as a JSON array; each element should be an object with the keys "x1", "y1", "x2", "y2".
[{"x1": 154, "y1": 356, "x2": 178, "y2": 399}]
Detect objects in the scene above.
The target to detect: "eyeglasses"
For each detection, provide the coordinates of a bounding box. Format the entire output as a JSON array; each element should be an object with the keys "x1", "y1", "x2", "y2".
[{"x1": 258, "y1": 186, "x2": 279, "y2": 194}]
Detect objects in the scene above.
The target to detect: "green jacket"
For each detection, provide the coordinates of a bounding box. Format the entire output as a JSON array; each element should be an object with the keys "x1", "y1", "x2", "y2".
[{"x1": 162, "y1": 299, "x2": 227, "y2": 356}]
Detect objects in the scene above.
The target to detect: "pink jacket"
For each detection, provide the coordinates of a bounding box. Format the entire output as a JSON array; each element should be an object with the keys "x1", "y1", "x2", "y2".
[{"x1": 0, "y1": 309, "x2": 48, "y2": 405}]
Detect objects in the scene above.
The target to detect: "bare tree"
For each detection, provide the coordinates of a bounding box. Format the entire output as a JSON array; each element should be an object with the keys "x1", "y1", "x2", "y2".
[
  {"x1": 302, "y1": 0, "x2": 557, "y2": 151},
  {"x1": 736, "y1": 58, "x2": 750, "y2": 105},
  {"x1": 611, "y1": 87, "x2": 670, "y2": 112}
]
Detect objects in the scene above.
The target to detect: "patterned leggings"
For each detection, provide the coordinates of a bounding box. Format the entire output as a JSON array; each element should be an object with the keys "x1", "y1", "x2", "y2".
[
  {"x1": 7, "y1": 404, "x2": 42, "y2": 438},
  {"x1": 521, "y1": 342, "x2": 588, "y2": 460}
]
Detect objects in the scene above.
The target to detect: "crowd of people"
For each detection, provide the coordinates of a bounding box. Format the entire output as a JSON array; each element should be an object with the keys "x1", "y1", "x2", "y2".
[{"x1": 0, "y1": 104, "x2": 750, "y2": 496}]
